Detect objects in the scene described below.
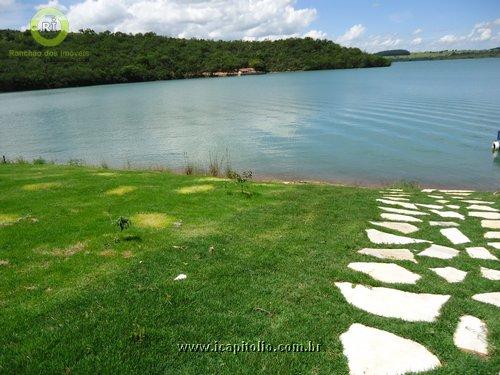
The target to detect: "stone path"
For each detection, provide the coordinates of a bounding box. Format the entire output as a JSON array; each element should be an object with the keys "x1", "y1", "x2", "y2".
[{"x1": 336, "y1": 187, "x2": 498, "y2": 373}]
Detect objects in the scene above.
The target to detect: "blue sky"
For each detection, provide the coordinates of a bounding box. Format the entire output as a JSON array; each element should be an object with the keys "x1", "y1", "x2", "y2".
[{"x1": 1, "y1": 0, "x2": 499, "y2": 52}]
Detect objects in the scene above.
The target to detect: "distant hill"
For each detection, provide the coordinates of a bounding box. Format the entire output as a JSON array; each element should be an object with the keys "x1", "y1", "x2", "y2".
[
  {"x1": 385, "y1": 49, "x2": 500, "y2": 62},
  {"x1": 374, "y1": 49, "x2": 411, "y2": 56},
  {"x1": 0, "y1": 30, "x2": 390, "y2": 92}
]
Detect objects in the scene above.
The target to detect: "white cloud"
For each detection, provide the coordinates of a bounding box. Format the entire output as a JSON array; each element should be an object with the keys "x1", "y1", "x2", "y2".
[
  {"x1": 36, "y1": 0, "x2": 67, "y2": 11},
  {"x1": 61, "y1": 0, "x2": 322, "y2": 41},
  {"x1": 413, "y1": 28, "x2": 422, "y2": 35},
  {"x1": 439, "y1": 34, "x2": 462, "y2": 44},
  {"x1": 336, "y1": 24, "x2": 365, "y2": 44},
  {"x1": 304, "y1": 29, "x2": 327, "y2": 39},
  {"x1": 411, "y1": 37, "x2": 422, "y2": 45}
]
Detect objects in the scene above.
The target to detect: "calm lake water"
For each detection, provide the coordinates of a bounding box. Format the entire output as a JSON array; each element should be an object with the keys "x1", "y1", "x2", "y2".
[{"x1": 1, "y1": 58, "x2": 500, "y2": 189}]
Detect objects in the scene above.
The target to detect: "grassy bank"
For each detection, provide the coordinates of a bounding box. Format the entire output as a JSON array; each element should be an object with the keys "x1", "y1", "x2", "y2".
[{"x1": 0, "y1": 163, "x2": 498, "y2": 373}]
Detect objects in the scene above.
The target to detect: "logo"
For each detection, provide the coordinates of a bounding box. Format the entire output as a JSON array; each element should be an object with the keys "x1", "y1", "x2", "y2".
[{"x1": 30, "y1": 7, "x2": 69, "y2": 47}]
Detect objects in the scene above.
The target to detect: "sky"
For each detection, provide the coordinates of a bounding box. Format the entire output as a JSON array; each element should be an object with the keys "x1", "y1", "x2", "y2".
[{"x1": 0, "y1": 0, "x2": 499, "y2": 52}]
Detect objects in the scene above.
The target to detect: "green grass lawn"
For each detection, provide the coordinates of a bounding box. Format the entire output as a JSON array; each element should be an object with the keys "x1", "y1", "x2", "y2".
[{"x1": 0, "y1": 163, "x2": 498, "y2": 373}]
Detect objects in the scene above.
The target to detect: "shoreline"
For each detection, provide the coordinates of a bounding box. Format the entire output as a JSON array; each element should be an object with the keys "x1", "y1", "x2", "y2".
[{"x1": 3, "y1": 158, "x2": 497, "y2": 192}]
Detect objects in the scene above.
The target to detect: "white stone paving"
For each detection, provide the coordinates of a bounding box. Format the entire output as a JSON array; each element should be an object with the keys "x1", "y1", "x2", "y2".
[
  {"x1": 381, "y1": 213, "x2": 422, "y2": 223},
  {"x1": 348, "y1": 262, "x2": 421, "y2": 284},
  {"x1": 381, "y1": 196, "x2": 410, "y2": 201},
  {"x1": 429, "y1": 221, "x2": 459, "y2": 227},
  {"x1": 430, "y1": 267, "x2": 467, "y2": 283},
  {"x1": 358, "y1": 248, "x2": 417, "y2": 263},
  {"x1": 464, "y1": 200, "x2": 494, "y2": 205},
  {"x1": 484, "y1": 231, "x2": 500, "y2": 239},
  {"x1": 453, "y1": 315, "x2": 488, "y2": 355},
  {"x1": 481, "y1": 220, "x2": 500, "y2": 229},
  {"x1": 487, "y1": 242, "x2": 500, "y2": 250},
  {"x1": 340, "y1": 324, "x2": 441, "y2": 375},
  {"x1": 469, "y1": 211, "x2": 500, "y2": 220},
  {"x1": 480, "y1": 267, "x2": 500, "y2": 280},
  {"x1": 430, "y1": 210, "x2": 465, "y2": 220},
  {"x1": 416, "y1": 203, "x2": 444, "y2": 210},
  {"x1": 366, "y1": 229, "x2": 430, "y2": 245},
  {"x1": 418, "y1": 244, "x2": 459, "y2": 260},
  {"x1": 440, "y1": 228, "x2": 470, "y2": 245},
  {"x1": 338, "y1": 189, "x2": 499, "y2": 371},
  {"x1": 439, "y1": 190, "x2": 474, "y2": 193},
  {"x1": 380, "y1": 206, "x2": 429, "y2": 216},
  {"x1": 472, "y1": 292, "x2": 500, "y2": 308},
  {"x1": 467, "y1": 205, "x2": 499, "y2": 212},
  {"x1": 370, "y1": 221, "x2": 419, "y2": 234},
  {"x1": 466, "y1": 247, "x2": 498, "y2": 260},
  {"x1": 377, "y1": 199, "x2": 419, "y2": 210},
  {"x1": 335, "y1": 282, "x2": 450, "y2": 322}
]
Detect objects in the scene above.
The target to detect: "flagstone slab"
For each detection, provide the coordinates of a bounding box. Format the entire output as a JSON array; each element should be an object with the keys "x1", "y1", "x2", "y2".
[
  {"x1": 422, "y1": 189, "x2": 435, "y2": 193},
  {"x1": 481, "y1": 220, "x2": 500, "y2": 229},
  {"x1": 436, "y1": 199, "x2": 449, "y2": 204},
  {"x1": 451, "y1": 196, "x2": 465, "y2": 199},
  {"x1": 340, "y1": 323, "x2": 441, "y2": 375},
  {"x1": 430, "y1": 210, "x2": 465, "y2": 220},
  {"x1": 439, "y1": 190, "x2": 474, "y2": 193},
  {"x1": 440, "y1": 228, "x2": 470, "y2": 245},
  {"x1": 386, "y1": 188, "x2": 404, "y2": 192},
  {"x1": 382, "y1": 196, "x2": 410, "y2": 201},
  {"x1": 472, "y1": 292, "x2": 500, "y2": 308},
  {"x1": 487, "y1": 242, "x2": 500, "y2": 250},
  {"x1": 469, "y1": 211, "x2": 500, "y2": 220},
  {"x1": 348, "y1": 262, "x2": 421, "y2": 284},
  {"x1": 370, "y1": 221, "x2": 419, "y2": 234},
  {"x1": 480, "y1": 267, "x2": 500, "y2": 280},
  {"x1": 358, "y1": 248, "x2": 417, "y2": 263},
  {"x1": 366, "y1": 229, "x2": 430, "y2": 245},
  {"x1": 484, "y1": 232, "x2": 500, "y2": 239},
  {"x1": 416, "y1": 203, "x2": 444, "y2": 210},
  {"x1": 429, "y1": 195, "x2": 445, "y2": 199},
  {"x1": 429, "y1": 221, "x2": 459, "y2": 227},
  {"x1": 454, "y1": 315, "x2": 488, "y2": 355},
  {"x1": 430, "y1": 267, "x2": 467, "y2": 283},
  {"x1": 446, "y1": 205, "x2": 460, "y2": 210},
  {"x1": 380, "y1": 206, "x2": 429, "y2": 216},
  {"x1": 466, "y1": 247, "x2": 498, "y2": 260},
  {"x1": 467, "y1": 205, "x2": 499, "y2": 212},
  {"x1": 464, "y1": 200, "x2": 494, "y2": 205},
  {"x1": 418, "y1": 244, "x2": 459, "y2": 259},
  {"x1": 335, "y1": 282, "x2": 450, "y2": 322},
  {"x1": 377, "y1": 199, "x2": 419, "y2": 210},
  {"x1": 381, "y1": 213, "x2": 422, "y2": 223}
]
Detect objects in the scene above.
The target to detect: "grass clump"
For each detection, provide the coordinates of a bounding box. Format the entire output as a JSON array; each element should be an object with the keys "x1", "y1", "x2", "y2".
[
  {"x1": 22, "y1": 182, "x2": 61, "y2": 191},
  {"x1": 176, "y1": 184, "x2": 214, "y2": 194},
  {"x1": 131, "y1": 213, "x2": 174, "y2": 229},
  {"x1": 0, "y1": 213, "x2": 21, "y2": 225},
  {"x1": 105, "y1": 186, "x2": 137, "y2": 196}
]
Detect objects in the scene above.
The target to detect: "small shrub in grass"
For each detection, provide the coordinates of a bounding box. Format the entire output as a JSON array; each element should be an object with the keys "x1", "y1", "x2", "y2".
[
  {"x1": 33, "y1": 158, "x2": 46, "y2": 165},
  {"x1": 226, "y1": 170, "x2": 254, "y2": 197},
  {"x1": 115, "y1": 216, "x2": 131, "y2": 231},
  {"x1": 68, "y1": 159, "x2": 84, "y2": 166},
  {"x1": 14, "y1": 156, "x2": 27, "y2": 164}
]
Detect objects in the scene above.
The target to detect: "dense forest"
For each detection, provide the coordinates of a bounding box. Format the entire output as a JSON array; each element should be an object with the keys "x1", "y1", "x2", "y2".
[
  {"x1": 0, "y1": 29, "x2": 390, "y2": 92},
  {"x1": 374, "y1": 49, "x2": 411, "y2": 56}
]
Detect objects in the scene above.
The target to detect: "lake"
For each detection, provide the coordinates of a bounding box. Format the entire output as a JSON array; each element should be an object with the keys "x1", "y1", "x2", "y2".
[{"x1": 1, "y1": 58, "x2": 499, "y2": 189}]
